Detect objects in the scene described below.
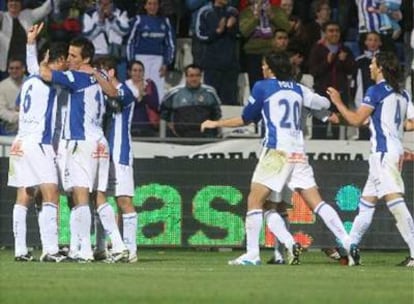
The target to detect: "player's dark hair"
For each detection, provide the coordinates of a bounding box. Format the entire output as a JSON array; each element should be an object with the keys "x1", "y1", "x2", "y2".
[
  {"x1": 264, "y1": 51, "x2": 294, "y2": 81},
  {"x1": 48, "y1": 42, "x2": 68, "y2": 63},
  {"x1": 375, "y1": 52, "x2": 402, "y2": 93},
  {"x1": 70, "y1": 37, "x2": 95, "y2": 64},
  {"x1": 93, "y1": 56, "x2": 118, "y2": 77}
]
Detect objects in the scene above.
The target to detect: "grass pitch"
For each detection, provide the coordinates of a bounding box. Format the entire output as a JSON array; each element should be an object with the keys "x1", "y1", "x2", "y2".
[{"x1": 0, "y1": 249, "x2": 413, "y2": 304}]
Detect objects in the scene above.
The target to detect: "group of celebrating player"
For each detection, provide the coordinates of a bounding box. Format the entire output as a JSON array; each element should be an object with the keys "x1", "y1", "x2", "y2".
[
  {"x1": 7, "y1": 22, "x2": 414, "y2": 267},
  {"x1": 9, "y1": 23, "x2": 137, "y2": 263}
]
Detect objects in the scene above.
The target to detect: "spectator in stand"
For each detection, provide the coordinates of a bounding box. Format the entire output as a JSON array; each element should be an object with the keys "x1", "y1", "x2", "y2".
[
  {"x1": 367, "y1": 0, "x2": 402, "y2": 39},
  {"x1": 271, "y1": 28, "x2": 289, "y2": 51},
  {"x1": 0, "y1": 0, "x2": 57, "y2": 80},
  {"x1": 185, "y1": 0, "x2": 209, "y2": 66},
  {"x1": 354, "y1": 31, "x2": 382, "y2": 140},
  {"x1": 82, "y1": 0, "x2": 129, "y2": 60},
  {"x1": 160, "y1": 64, "x2": 221, "y2": 138},
  {"x1": 128, "y1": 60, "x2": 160, "y2": 137},
  {"x1": 355, "y1": 0, "x2": 399, "y2": 51},
  {"x1": 239, "y1": 0, "x2": 290, "y2": 89},
  {"x1": 308, "y1": 21, "x2": 356, "y2": 139},
  {"x1": 47, "y1": 0, "x2": 82, "y2": 43},
  {"x1": 195, "y1": 0, "x2": 240, "y2": 105},
  {"x1": 160, "y1": 0, "x2": 185, "y2": 36},
  {"x1": 238, "y1": 0, "x2": 280, "y2": 11},
  {"x1": 127, "y1": 0, "x2": 175, "y2": 101},
  {"x1": 280, "y1": 0, "x2": 293, "y2": 17},
  {"x1": 411, "y1": 29, "x2": 414, "y2": 95},
  {"x1": 0, "y1": 58, "x2": 25, "y2": 135},
  {"x1": 303, "y1": 0, "x2": 331, "y2": 53},
  {"x1": 329, "y1": 0, "x2": 358, "y2": 42}
]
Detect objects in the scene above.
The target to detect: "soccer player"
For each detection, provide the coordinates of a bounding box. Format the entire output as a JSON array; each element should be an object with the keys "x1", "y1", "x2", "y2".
[
  {"x1": 92, "y1": 56, "x2": 138, "y2": 263},
  {"x1": 39, "y1": 37, "x2": 128, "y2": 262},
  {"x1": 201, "y1": 52, "x2": 353, "y2": 265},
  {"x1": 8, "y1": 42, "x2": 68, "y2": 262},
  {"x1": 327, "y1": 52, "x2": 414, "y2": 267}
]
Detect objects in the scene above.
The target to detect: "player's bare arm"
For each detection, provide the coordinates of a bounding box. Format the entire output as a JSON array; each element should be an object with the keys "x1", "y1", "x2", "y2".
[
  {"x1": 326, "y1": 87, "x2": 372, "y2": 127},
  {"x1": 201, "y1": 117, "x2": 244, "y2": 132},
  {"x1": 404, "y1": 119, "x2": 414, "y2": 131}
]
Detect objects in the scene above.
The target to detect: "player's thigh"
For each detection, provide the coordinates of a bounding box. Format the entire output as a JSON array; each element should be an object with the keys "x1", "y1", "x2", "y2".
[
  {"x1": 252, "y1": 149, "x2": 293, "y2": 192},
  {"x1": 108, "y1": 162, "x2": 134, "y2": 197},
  {"x1": 65, "y1": 140, "x2": 99, "y2": 191},
  {"x1": 363, "y1": 153, "x2": 404, "y2": 198},
  {"x1": 8, "y1": 141, "x2": 58, "y2": 188},
  {"x1": 288, "y1": 162, "x2": 317, "y2": 190}
]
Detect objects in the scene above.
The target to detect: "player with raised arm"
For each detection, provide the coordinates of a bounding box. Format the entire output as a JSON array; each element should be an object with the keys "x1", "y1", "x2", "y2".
[
  {"x1": 327, "y1": 51, "x2": 414, "y2": 267},
  {"x1": 8, "y1": 42, "x2": 68, "y2": 262},
  {"x1": 201, "y1": 52, "x2": 353, "y2": 266},
  {"x1": 39, "y1": 37, "x2": 128, "y2": 262}
]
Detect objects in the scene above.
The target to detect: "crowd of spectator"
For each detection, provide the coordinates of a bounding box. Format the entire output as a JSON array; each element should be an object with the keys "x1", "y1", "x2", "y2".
[{"x1": 0, "y1": 0, "x2": 412, "y2": 139}]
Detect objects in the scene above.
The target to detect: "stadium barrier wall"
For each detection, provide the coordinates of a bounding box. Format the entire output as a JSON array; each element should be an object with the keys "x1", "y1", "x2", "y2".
[{"x1": 0, "y1": 158, "x2": 413, "y2": 249}]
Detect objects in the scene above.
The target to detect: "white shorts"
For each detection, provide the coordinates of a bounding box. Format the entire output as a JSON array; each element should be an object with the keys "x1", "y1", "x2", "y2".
[
  {"x1": 252, "y1": 149, "x2": 317, "y2": 192},
  {"x1": 8, "y1": 140, "x2": 58, "y2": 188},
  {"x1": 107, "y1": 161, "x2": 135, "y2": 197},
  {"x1": 362, "y1": 152, "x2": 405, "y2": 198},
  {"x1": 63, "y1": 138, "x2": 109, "y2": 193}
]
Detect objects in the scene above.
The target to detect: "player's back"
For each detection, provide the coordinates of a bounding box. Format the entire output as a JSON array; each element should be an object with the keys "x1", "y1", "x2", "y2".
[
  {"x1": 365, "y1": 81, "x2": 411, "y2": 154},
  {"x1": 16, "y1": 75, "x2": 56, "y2": 144},
  {"x1": 52, "y1": 70, "x2": 106, "y2": 141},
  {"x1": 106, "y1": 81, "x2": 137, "y2": 166},
  {"x1": 257, "y1": 79, "x2": 306, "y2": 153}
]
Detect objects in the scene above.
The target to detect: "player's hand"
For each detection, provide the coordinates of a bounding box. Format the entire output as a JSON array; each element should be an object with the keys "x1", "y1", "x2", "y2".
[
  {"x1": 326, "y1": 87, "x2": 342, "y2": 106},
  {"x1": 328, "y1": 113, "x2": 340, "y2": 124},
  {"x1": 201, "y1": 120, "x2": 219, "y2": 132},
  {"x1": 27, "y1": 22, "x2": 44, "y2": 44}
]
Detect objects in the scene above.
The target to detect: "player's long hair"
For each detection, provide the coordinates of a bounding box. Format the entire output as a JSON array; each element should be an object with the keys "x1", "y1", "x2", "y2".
[
  {"x1": 264, "y1": 51, "x2": 294, "y2": 81},
  {"x1": 375, "y1": 52, "x2": 402, "y2": 93}
]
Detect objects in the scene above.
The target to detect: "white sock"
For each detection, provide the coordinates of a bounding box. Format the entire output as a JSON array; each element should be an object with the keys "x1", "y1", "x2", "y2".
[
  {"x1": 13, "y1": 204, "x2": 28, "y2": 256},
  {"x1": 97, "y1": 203, "x2": 126, "y2": 253},
  {"x1": 245, "y1": 209, "x2": 263, "y2": 258},
  {"x1": 122, "y1": 212, "x2": 137, "y2": 255},
  {"x1": 76, "y1": 204, "x2": 93, "y2": 259},
  {"x1": 273, "y1": 240, "x2": 284, "y2": 261},
  {"x1": 349, "y1": 199, "x2": 376, "y2": 245},
  {"x1": 314, "y1": 201, "x2": 350, "y2": 249},
  {"x1": 38, "y1": 203, "x2": 59, "y2": 255},
  {"x1": 387, "y1": 198, "x2": 414, "y2": 258},
  {"x1": 69, "y1": 207, "x2": 80, "y2": 256},
  {"x1": 94, "y1": 212, "x2": 106, "y2": 252},
  {"x1": 265, "y1": 210, "x2": 294, "y2": 253}
]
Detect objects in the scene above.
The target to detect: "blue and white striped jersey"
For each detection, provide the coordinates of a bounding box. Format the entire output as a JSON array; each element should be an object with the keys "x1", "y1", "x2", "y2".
[
  {"x1": 356, "y1": 0, "x2": 382, "y2": 33},
  {"x1": 362, "y1": 80, "x2": 413, "y2": 154},
  {"x1": 51, "y1": 70, "x2": 106, "y2": 141},
  {"x1": 16, "y1": 75, "x2": 56, "y2": 144},
  {"x1": 242, "y1": 78, "x2": 330, "y2": 153},
  {"x1": 106, "y1": 81, "x2": 137, "y2": 166}
]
